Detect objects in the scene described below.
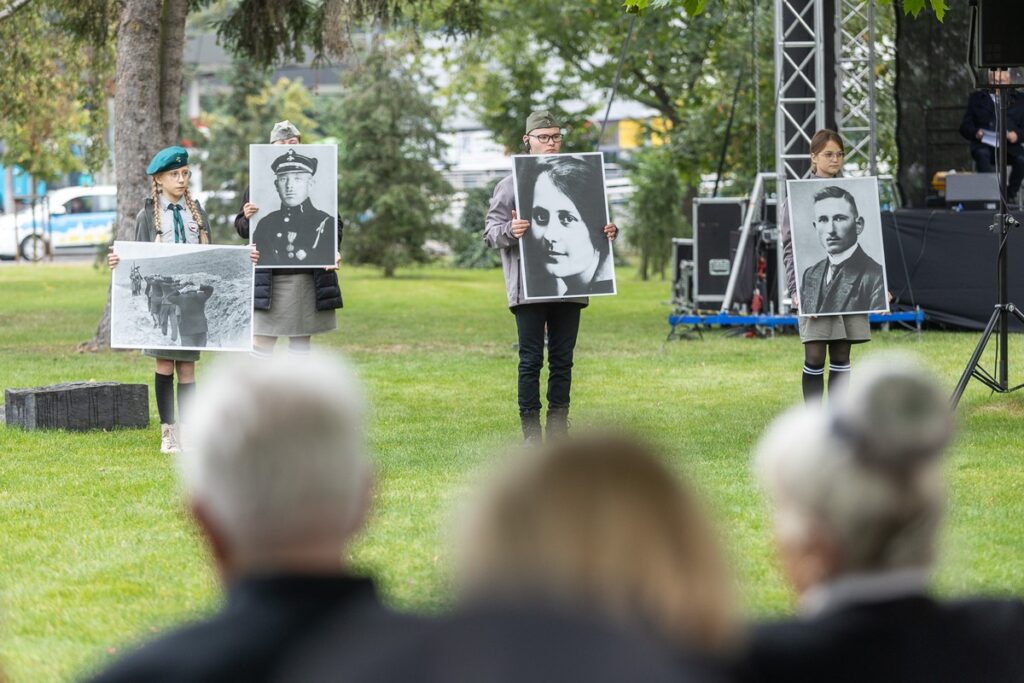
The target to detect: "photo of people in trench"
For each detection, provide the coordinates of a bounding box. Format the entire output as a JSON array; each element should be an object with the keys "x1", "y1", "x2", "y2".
[
  {"x1": 513, "y1": 152, "x2": 617, "y2": 300},
  {"x1": 110, "y1": 242, "x2": 254, "y2": 352}
]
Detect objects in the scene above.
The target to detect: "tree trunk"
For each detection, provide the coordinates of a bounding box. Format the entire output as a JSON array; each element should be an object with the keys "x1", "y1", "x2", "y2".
[
  {"x1": 82, "y1": 0, "x2": 186, "y2": 351},
  {"x1": 160, "y1": 0, "x2": 187, "y2": 146}
]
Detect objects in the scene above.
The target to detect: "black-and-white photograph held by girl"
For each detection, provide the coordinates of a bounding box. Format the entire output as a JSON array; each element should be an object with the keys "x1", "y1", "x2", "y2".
[
  {"x1": 513, "y1": 153, "x2": 616, "y2": 300},
  {"x1": 249, "y1": 144, "x2": 338, "y2": 268},
  {"x1": 786, "y1": 176, "x2": 889, "y2": 317},
  {"x1": 111, "y1": 242, "x2": 255, "y2": 352}
]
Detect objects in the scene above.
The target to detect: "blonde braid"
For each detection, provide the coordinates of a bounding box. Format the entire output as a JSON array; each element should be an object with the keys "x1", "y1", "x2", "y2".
[
  {"x1": 183, "y1": 188, "x2": 209, "y2": 244},
  {"x1": 151, "y1": 177, "x2": 163, "y2": 242}
]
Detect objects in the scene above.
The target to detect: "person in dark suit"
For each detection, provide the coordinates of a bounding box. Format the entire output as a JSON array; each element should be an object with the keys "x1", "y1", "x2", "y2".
[
  {"x1": 959, "y1": 67, "x2": 1024, "y2": 200},
  {"x1": 744, "y1": 356, "x2": 1024, "y2": 683},
  {"x1": 799, "y1": 185, "x2": 886, "y2": 315},
  {"x1": 85, "y1": 353, "x2": 405, "y2": 683},
  {"x1": 253, "y1": 149, "x2": 335, "y2": 266}
]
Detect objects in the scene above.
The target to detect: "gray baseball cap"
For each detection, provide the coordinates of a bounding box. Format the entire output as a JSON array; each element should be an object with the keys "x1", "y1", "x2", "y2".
[
  {"x1": 525, "y1": 110, "x2": 561, "y2": 135},
  {"x1": 269, "y1": 120, "x2": 302, "y2": 143}
]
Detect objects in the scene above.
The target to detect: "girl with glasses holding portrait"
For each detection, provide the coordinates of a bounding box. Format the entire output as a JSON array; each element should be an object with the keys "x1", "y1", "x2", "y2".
[{"x1": 780, "y1": 129, "x2": 869, "y2": 404}]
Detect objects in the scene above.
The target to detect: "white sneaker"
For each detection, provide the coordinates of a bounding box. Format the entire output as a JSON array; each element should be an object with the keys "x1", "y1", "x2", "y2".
[{"x1": 160, "y1": 423, "x2": 180, "y2": 454}]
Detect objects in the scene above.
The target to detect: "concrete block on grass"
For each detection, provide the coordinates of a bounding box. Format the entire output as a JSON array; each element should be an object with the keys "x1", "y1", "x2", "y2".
[{"x1": 4, "y1": 382, "x2": 149, "y2": 431}]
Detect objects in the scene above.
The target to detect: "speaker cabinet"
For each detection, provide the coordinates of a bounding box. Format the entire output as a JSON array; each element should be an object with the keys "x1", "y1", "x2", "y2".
[
  {"x1": 692, "y1": 198, "x2": 746, "y2": 307},
  {"x1": 977, "y1": 0, "x2": 1024, "y2": 69}
]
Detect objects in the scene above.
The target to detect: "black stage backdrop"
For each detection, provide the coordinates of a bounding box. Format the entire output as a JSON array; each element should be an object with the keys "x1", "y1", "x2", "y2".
[
  {"x1": 895, "y1": 6, "x2": 975, "y2": 208},
  {"x1": 883, "y1": 209, "x2": 1024, "y2": 330}
]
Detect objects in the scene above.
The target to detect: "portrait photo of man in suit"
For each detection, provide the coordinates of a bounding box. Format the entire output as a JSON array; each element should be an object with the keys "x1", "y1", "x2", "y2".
[{"x1": 796, "y1": 183, "x2": 887, "y2": 316}]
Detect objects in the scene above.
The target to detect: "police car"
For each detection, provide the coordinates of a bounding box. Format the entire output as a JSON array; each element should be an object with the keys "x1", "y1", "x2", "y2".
[{"x1": 0, "y1": 185, "x2": 116, "y2": 261}]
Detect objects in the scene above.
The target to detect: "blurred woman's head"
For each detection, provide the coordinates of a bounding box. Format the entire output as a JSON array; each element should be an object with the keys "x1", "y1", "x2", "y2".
[
  {"x1": 755, "y1": 354, "x2": 954, "y2": 597},
  {"x1": 520, "y1": 156, "x2": 611, "y2": 294},
  {"x1": 456, "y1": 434, "x2": 736, "y2": 651}
]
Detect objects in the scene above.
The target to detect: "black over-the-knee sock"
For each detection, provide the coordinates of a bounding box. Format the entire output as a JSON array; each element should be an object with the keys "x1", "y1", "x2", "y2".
[
  {"x1": 802, "y1": 363, "x2": 825, "y2": 404},
  {"x1": 177, "y1": 382, "x2": 195, "y2": 423},
  {"x1": 154, "y1": 372, "x2": 175, "y2": 424}
]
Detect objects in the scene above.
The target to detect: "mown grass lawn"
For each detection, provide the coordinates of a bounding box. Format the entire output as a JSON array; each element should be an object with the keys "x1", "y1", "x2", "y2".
[{"x1": 1, "y1": 262, "x2": 1023, "y2": 682}]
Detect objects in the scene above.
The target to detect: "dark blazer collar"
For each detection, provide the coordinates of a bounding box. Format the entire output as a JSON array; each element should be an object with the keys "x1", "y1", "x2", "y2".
[{"x1": 227, "y1": 573, "x2": 377, "y2": 609}]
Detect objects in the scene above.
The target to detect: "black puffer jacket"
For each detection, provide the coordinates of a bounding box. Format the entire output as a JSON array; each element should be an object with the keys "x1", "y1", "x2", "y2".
[{"x1": 234, "y1": 188, "x2": 344, "y2": 312}]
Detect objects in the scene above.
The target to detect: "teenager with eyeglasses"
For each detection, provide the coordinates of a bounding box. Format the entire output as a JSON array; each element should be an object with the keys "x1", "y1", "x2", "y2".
[
  {"x1": 780, "y1": 129, "x2": 873, "y2": 404},
  {"x1": 484, "y1": 111, "x2": 617, "y2": 443}
]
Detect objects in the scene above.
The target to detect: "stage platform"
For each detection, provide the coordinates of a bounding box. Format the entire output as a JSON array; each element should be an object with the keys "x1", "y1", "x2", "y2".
[
  {"x1": 667, "y1": 309, "x2": 925, "y2": 340},
  {"x1": 882, "y1": 209, "x2": 1024, "y2": 330}
]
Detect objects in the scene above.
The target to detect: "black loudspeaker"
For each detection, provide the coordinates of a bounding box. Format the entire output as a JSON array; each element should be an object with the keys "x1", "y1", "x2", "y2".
[
  {"x1": 692, "y1": 198, "x2": 746, "y2": 307},
  {"x1": 977, "y1": 0, "x2": 1024, "y2": 69}
]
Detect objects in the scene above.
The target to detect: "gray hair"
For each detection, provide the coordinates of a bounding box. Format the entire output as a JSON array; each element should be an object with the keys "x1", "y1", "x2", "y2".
[
  {"x1": 180, "y1": 352, "x2": 370, "y2": 559},
  {"x1": 755, "y1": 354, "x2": 954, "y2": 573}
]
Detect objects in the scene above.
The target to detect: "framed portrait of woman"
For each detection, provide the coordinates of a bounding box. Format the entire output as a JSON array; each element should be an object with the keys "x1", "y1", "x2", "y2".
[{"x1": 512, "y1": 153, "x2": 617, "y2": 300}]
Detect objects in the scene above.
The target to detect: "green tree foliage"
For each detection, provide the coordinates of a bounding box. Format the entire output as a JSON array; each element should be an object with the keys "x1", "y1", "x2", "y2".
[
  {"x1": 191, "y1": 56, "x2": 320, "y2": 240},
  {"x1": 336, "y1": 40, "x2": 452, "y2": 277},
  {"x1": 445, "y1": 31, "x2": 597, "y2": 154},
  {"x1": 627, "y1": 146, "x2": 682, "y2": 280},
  {"x1": 452, "y1": 178, "x2": 502, "y2": 268},
  {"x1": 0, "y1": 2, "x2": 113, "y2": 182},
  {"x1": 215, "y1": 0, "x2": 484, "y2": 68},
  {"x1": 621, "y1": 0, "x2": 947, "y2": 20},
  {"x1": 452, "y1": 1, "x2": 775, "y2": 277}
]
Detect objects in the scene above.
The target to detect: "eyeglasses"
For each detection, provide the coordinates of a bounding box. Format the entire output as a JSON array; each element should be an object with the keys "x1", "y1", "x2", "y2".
[
  {"x1": 163, "y1": 169, "x2": 192, "y2": 180},
  {"x1": 817, "y1": 151, "x2": 844, "y2": 160},
  {"x1": 527, "y1": 133, "x2": 564, "y2": 144}
]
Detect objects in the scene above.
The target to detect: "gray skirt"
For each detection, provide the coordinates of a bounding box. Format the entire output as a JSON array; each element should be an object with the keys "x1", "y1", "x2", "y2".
[
  {"x1": 799, "y1": 313, "x2": 871, "y2": 343},
  {"x1": 142, "y1": 348, "x2": 201, "y2": 361},
  {"x1": 254, "y1": 273, "x2": 337, "y2": 337}
]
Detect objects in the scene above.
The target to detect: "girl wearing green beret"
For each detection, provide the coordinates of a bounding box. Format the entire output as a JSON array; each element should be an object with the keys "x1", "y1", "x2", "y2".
[{"x1": 109, "y1": 146, "x2": 217, "y2": 453}]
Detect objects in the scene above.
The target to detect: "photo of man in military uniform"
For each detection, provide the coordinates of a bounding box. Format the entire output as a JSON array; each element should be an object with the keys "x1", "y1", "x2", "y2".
[{"x1": 251, "y1": 148, "x2": 336, "y2": 267}]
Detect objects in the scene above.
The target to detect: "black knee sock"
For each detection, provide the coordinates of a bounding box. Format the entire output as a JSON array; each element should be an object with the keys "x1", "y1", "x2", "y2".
[
  {"x1": 154, "y1": 372, "x2": 175, "y2": 424},
  {"x1": 802, "y1": 363, "x2": 825, "y2": 403},
  {"x1": 177, "y1": 381, "x2": 195, "y2": 423},
  {"x1": 828, "y1": 362, "x2": 851, "y2": 397}
]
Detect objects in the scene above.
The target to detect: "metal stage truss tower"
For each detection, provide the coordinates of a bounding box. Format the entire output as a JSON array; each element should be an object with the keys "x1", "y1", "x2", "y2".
[
  {"x1": 761, "y1": 0, "x2": 878, "y2": 313},
  {"x1": 774, "y1": 0, "x2": 827, "y2": 184},
  {"x1": 835, "y1": 0, "x2": 879, "y2": 176},
  {"x1": 774, "y1": 0, "x2": 879, "y2": 182}
]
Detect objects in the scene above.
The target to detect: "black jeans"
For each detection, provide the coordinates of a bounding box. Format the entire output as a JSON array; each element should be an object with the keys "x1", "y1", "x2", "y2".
[
  {"x1": 513, "y1": 302, "x2": 583, "y2": 414},
  {"x1": 971, "y1": 144, "x2": 1024, "y2": 199}
]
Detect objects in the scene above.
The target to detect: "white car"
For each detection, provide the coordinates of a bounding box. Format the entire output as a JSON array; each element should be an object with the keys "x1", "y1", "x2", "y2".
[{"x1": 0, "y1": 185, "x2": 116, "y2": 261}]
